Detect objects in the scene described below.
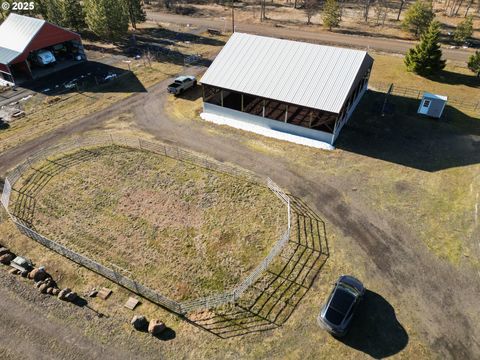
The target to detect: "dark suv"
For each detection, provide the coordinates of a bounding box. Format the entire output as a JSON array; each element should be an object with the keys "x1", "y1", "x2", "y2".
[{"x1": 317, "y1": 275, "x2": 365, "y2": 337}]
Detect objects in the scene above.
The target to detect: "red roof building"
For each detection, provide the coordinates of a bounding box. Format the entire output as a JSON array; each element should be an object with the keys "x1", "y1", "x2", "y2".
[{"x1": 0, "y1": 13, "x2": 86, "y2": 84}]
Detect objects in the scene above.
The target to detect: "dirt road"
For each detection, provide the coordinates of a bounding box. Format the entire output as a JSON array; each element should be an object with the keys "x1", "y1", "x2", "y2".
[
  {"x1": 0, "y1": 271, "x2": 142, "y2": 360},
  {"x1": 146, "y1": 12, "x2": 474, "y2": 63},
  {"x1": 1, "y1": 73, "x2": 479, "y2": 358}
]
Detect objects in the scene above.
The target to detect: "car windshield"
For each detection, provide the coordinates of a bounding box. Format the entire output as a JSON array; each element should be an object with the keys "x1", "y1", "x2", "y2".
[{"x1": 325, "y1": 286, "x2": 355, "y2": 325}]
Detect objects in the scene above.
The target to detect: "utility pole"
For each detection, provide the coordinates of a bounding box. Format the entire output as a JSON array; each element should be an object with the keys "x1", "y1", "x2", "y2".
[{"x1": 231, "y1": 0, "x2": 235, "y2": 32}]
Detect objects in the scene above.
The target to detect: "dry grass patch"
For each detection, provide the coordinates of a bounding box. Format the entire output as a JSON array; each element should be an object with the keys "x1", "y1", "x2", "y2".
[{"x1": 12, "y1": 146, "x2": 285, "y2": 301}]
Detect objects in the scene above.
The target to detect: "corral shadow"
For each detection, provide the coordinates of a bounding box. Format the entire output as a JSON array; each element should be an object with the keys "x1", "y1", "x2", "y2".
[
  {"x1": 186, "y1": 195, "x2": 329, "y2": 338},
  {"x1": 9, "y1": 146, "x2": 136, "y2": 228},
  {"x1": 19, "y1": 61, "x2": 146, "y2": 96},
  {"x1": 336, "y1": 90, "x2": 480, "y2": 172},
  {"x1": 338, "y1": 290, "x2": 408, "y2": 358}
]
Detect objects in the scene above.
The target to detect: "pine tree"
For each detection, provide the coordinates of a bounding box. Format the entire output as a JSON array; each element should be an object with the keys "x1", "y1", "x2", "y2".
[
  {"x1": 43, "y1": 0, "x2": 64, "y2": 25},
  {"x1": 61, "y1": 0, "x2": 85, "y2": 31},
  {"x1": 467, "y1": 51, "x2": 480, "y2": 77},
  {"x1": 402, "y1": 0, "x2": 434, "y2": 38},
  {"x1": 453, "y1": 15, "x2": 473, "y2": 45},
  {"x1": 84, "y1": 0, "x2": 129, "y2": 40},
  {"x1": 322, "y1": 0, "x2": 341, "y2": 31},
  {"x1": 404, "y1": 21, "x2": 446, "y2": 76},
  {"x1": 124, "y1": 0, "x2": 146, "y2": 30}
]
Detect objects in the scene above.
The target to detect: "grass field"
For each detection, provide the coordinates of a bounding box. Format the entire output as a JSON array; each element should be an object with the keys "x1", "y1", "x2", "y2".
[
  {"x1": 370, "y1": 54, "x2": 479, "y2": 108},
  {"x1": 166, "y1": 51, "x2": 480, "y2": 267},
  {"x1": 0, "y1": 42, "x2": 478, "y2": 359},
  {"x1": 11, "y1": 146, "x2": 285, "y2": 300},
  {"x1": 0, "y1": 202, "x2": 433, "y2": 359}
]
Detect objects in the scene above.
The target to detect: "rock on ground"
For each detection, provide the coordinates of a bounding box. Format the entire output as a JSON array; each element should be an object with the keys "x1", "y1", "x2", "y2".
[{"x1": 148, "y1": 319, "x2": 166, "y2": 336}]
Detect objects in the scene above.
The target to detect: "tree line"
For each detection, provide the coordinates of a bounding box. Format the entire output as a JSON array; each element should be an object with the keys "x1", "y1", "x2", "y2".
[
  {"x1": 402, "y1": 1, "x2": 479, "y2": 77},
  {"x1": 155, "y1": 0, "x2": 480, "y2": 21},
  {"x1": 0, "y1": 0, "x2": 146, "y2": 39}
]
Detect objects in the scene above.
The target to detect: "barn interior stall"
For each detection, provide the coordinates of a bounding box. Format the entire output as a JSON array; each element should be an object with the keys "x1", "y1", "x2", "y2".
[{"x1": 203, "y1": 69, "x2": 369, "y2": 137}]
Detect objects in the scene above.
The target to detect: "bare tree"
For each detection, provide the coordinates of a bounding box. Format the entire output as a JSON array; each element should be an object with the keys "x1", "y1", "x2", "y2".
[
  {"x1": 374, "y1": 0, "x2": 389, "y2": 26},
  {"x1": 397, "y1": 0, "x2": 406, "y2": 21},
  {"x1": 464, "y1": 0, "x2": 473, "y2": 16},
  {"x1": 304, "y1": 0, "x2": 319, "y2": 24},
  {"x1": 446, "y1": 0, "x2": 465, "y2": 16},
  {"x1": 364, "y1": 0, "x2": 372, "y2": 22},
  {"x1": 260, "y1": 0, "x2": 267, "y2": 21}
]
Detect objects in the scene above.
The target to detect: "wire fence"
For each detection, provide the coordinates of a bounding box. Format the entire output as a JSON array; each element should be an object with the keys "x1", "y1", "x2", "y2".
[
  {"x1": 1, "y1": 133, "x2": 291, "y2": 314},
  {"x1": 369, "y1": 81, "x2": 480, "y2": 113}
]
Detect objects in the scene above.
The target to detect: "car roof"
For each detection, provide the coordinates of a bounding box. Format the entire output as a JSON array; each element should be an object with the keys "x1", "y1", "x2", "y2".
[
  {"x1": 331, "y1": 286, "x2": 355, "y2": 314},
  {"x1": 324, "y1": 286, "x2": 356, "y2": 325}
]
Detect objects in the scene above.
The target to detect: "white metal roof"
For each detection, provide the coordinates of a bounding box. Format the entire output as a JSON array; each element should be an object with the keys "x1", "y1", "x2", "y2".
[
  {"x1": 0, "y1": 13, "x2": 45, "y2": 64},
  {"x1": 423, "y1": 92, "x2": 448, "y2": 101},
  {"x1": 201, "y1": 33, "x2": 372, "y2": 114}
]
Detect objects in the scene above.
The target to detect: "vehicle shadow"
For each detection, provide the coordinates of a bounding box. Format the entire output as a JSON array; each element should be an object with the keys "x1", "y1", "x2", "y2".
[
  {"x1": 175, "y1": 84, "x2": 202, "y2": 102},
  {"x1": 338, "y1": 290, "x2": 408, "y2": 358},
  {"x1": 186, "y1": 195, "x2": 329, "y2": 338},
  {"x1": 336, "y1": 90, "x2": 480, "y2": 172}
]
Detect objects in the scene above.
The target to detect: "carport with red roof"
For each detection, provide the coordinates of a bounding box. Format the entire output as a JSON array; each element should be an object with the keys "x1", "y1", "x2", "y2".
[{"x1": 0, "y1": 13, "x2": 86, "y2": 85}]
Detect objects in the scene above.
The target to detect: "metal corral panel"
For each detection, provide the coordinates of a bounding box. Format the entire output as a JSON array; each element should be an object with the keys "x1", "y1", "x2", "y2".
[
  {"x1": 201, "y1": 33, "x2": 373, "y2": 114},
  {"x1": 0, "y1": 13, "x2": 44, "y2": 54}
]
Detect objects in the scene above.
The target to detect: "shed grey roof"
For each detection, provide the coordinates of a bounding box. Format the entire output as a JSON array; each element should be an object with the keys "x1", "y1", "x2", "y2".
[
  {"x1": 423, "y1": 92, "x2": 448, "y2": 101},
  {"x1": 0, "y1": 13, "x2": 45, "y2": 64},
  {"x1": 201, "y1": 33, "x2": 373, "y2": 114}
]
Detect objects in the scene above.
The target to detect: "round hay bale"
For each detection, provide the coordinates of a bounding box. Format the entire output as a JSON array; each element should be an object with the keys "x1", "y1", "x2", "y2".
[
  {"x1": 52, "y1": 288, "x2": 60, "y2": 296},
  {"x1": 46, "y1": 287, "x2": 54, "y2": 295}
]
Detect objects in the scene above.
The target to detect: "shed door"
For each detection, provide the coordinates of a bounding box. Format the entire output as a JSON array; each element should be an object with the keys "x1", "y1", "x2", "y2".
[{"x1": 418, "y1": 99, "x2": 431, "y2": 115}]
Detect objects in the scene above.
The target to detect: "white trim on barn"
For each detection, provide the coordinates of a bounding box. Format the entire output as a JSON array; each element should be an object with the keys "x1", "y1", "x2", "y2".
[{"x1": 201, "y1": 103, "x2": 335, "y2": 150}]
